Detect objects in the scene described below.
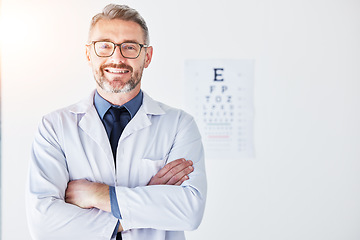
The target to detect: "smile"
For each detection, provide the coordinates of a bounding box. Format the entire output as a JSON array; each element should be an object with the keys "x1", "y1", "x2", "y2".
[{"x1": 104, "y1": 68, "x2": 130, "y2": 74}]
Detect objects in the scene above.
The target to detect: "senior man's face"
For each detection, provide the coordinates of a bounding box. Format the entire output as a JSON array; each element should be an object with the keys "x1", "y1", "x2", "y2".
[{"x1": 86, "y1": 19, "x2": 152, "y2": 94}]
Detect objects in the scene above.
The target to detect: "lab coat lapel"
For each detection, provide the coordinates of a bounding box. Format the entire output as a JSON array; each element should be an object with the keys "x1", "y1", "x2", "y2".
[
  {"x1": 120, "y1": 92, "x2": 165, "y2": 140},
  {"x1": 70, "y1": 91, "x2": 114, "y2": 168}
]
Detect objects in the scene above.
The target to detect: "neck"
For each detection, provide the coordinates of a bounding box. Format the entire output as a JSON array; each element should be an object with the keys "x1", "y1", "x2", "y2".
[{"x1": 96, "y1": 86, "x2": 141, "y2": 106}]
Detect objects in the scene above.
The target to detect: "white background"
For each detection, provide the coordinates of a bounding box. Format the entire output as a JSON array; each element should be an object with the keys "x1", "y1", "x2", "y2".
[{"x1": 1, "y1": 0, "x2": 360, "y2": 239}]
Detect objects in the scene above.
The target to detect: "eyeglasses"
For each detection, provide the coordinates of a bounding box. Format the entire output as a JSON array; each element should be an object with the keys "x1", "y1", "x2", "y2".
[{"x1": 88, "y1": 41, "x2": 148, "y2": 59}]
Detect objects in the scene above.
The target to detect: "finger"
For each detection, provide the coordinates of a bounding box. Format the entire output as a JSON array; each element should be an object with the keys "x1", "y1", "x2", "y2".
[
  {"x1": 174, "y1": 175, "x2": 189, "y2": 186},
  {"x1": 155, "y1": 158, "x2": 187, "y2": 178},
  {"x1": 166, "y1": 165, "x2": 194, "y2": 185},
  {"x1": 161, "y1": 160, "x2": 193, "y2": 183}
]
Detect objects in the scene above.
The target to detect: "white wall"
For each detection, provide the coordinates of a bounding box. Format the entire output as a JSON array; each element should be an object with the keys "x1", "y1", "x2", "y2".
[{"x1": 2, "y1": 0, "x2": 360, "y2": 239}]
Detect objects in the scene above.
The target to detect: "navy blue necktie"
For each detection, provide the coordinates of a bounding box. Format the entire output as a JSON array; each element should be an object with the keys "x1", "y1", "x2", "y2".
[{"x1": 104, "y1": 106, "x2": 131, "y2": 160}]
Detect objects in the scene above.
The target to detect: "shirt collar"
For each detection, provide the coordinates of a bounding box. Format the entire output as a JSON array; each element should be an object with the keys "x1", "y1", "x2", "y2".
[{"x1": 94, "y1": 90, "x2": 143, "y2": 120}]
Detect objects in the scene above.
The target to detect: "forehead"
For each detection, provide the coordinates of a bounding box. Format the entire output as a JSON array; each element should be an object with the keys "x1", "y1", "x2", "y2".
[{"x1": 90, "y1": 19, "x2": 144, "y2": 43}]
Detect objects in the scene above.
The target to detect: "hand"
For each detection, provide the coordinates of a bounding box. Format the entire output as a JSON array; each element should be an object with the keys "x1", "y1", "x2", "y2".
[
  {"x1": 147, "y1": 158, "x2": 194, "y2": 186},
  {"x1": 65, "y1": 179, "x2": 111, "y2": 212}
]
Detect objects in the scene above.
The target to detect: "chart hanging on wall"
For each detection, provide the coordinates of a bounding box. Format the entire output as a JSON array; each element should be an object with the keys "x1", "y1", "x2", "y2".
[{"x1": 184, "y1": 59, "x2": 255, "y2": 159}]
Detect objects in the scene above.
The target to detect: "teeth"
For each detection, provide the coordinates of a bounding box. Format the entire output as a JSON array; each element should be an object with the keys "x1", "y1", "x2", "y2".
[{"x1": 105, "y1": 68, "x2": 129, "y2": 74}]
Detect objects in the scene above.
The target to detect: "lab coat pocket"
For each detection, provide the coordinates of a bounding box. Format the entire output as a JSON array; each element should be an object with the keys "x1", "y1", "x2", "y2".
[{"x1": 139, "y1": 158, "x2": 166, "y2": 186}]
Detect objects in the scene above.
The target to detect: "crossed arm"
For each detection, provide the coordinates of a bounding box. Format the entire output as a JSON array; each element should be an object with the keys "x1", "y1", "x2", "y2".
[{"x1": 65, "y1": 158, "x2": 194, "y2": 232}]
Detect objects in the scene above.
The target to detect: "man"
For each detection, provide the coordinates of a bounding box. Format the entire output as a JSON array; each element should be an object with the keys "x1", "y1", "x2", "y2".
[{"x1": 26, "y1": 4, "x2": 207, "y2": 240}]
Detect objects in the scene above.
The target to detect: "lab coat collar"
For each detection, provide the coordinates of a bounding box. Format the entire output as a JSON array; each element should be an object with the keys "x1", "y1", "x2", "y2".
[
  {"x1": 141, "y1": 91, "x2": 166, "y2": 116},
  {"x1": 69, "y1": 90, "x2": 165, "y2": 117}
]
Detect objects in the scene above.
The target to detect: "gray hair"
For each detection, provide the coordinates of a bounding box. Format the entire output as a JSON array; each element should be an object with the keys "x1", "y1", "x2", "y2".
[{"x1": 89, "y1": 4, "x2": 150, "y2": 44}]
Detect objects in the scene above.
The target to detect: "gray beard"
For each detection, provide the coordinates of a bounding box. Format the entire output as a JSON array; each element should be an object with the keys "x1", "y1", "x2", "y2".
[
  {"x1": 96, "y1": 75, "x2": 141, "y2": 93},
  {"x1": 95, "y1": 65, "x2": 143, "y2": 93}
]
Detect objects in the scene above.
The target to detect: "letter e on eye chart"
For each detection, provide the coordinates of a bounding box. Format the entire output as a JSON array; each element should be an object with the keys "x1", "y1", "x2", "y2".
[{"x1": 185, "y1": 59, "x2": 255, "y2": 160}]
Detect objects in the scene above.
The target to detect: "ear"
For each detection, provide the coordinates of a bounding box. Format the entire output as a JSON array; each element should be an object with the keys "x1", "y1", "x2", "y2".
[
  {"x1": 144, "y1": 46, "x2": 153, "y2": 68},
  {"x1": 85, "y1": 45, "x2": 92, "y2": 66}
]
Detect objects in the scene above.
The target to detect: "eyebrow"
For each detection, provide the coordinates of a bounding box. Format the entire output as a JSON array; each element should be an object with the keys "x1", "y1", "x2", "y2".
[{"x1": 93, "y1": 38, "x2": 141, "y2": 44}]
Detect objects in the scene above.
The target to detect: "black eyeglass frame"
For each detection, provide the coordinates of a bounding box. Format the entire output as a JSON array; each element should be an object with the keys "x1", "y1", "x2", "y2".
[{"x1": 87, "y1": 41, "x2": 149, "y2": 59}]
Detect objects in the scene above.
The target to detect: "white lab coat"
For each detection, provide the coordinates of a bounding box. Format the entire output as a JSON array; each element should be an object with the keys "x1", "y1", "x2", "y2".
[{"x1": 26, "y1": 91, "x2": 207, "y2": 240}]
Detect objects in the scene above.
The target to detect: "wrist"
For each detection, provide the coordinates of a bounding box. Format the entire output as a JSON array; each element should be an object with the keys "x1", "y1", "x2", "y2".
[{"x1": 92, "y1": 183, "x2": 111, "y2": 212}]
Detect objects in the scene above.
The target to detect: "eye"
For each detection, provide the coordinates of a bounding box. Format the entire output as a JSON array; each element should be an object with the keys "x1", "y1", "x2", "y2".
[
  {"x1": 122, "y1": 43, "x2": 139, "y2": 51},
  {"x1": 99, "y1": 42, "x2": 112, "y2": 49}
]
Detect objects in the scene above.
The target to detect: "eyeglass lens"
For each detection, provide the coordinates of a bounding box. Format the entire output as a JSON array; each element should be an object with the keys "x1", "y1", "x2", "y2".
[{"x1": 94, "y1": 42, "x2": 142, "y2": 58}]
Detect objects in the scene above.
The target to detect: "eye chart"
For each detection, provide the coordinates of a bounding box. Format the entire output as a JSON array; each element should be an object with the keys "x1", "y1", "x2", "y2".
[{"x1": 184, "y1": 59, "x2": 254, "y2": 159}]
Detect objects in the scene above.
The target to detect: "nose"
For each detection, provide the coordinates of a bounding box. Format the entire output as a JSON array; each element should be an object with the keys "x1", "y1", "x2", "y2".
[{"x1": 110, "y1": 45, "x2": 126, "y2": 63}]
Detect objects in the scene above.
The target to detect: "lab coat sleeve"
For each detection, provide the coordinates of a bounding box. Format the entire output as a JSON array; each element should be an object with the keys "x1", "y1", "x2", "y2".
[
  {"x1": 26, "y1": 115, "x2": 118, "y2": 240},
  {"x1": 116, "y1": 112, "x2": 207, "y2": 231}
]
